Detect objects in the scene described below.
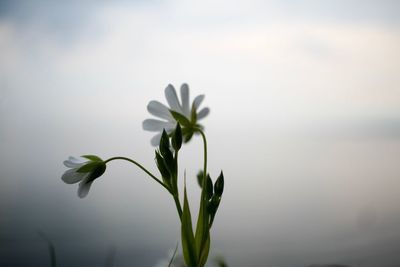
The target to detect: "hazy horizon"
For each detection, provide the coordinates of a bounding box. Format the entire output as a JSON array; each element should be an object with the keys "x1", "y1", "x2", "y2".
[{"x1": 1, "y1": 1, "x2": 400, "y2": 266}]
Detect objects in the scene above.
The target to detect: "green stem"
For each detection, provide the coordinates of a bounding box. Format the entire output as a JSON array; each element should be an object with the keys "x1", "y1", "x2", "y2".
[
  {"x1": 173, "y1": 195, "x2": 183, "y2": 219},
  {"x1": 196, "y1": 129, "x2": 208, "y2": 197},
  {"x1": 104, "y1": 156, "x2": 171, "y2": 193},
  {"x1": 195, "y1": 128, "x2": 209, "y2": 263},
  {"x1": 173, "y1": 151, "x2": 183, "y2": 220}
]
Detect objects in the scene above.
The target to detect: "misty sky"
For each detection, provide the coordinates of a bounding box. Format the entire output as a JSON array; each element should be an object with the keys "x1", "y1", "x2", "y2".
[{"x1": 1, "y1": 1, "x2": 400, "y2": 266}]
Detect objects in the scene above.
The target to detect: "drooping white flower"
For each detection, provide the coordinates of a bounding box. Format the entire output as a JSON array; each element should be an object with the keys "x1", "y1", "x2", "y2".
[
  {"x1": 143, "y1": 83, "x2": 210, "y2": 146},
  {"x1": 61, "y1": 155, "x2": 106, "y2": 198}
]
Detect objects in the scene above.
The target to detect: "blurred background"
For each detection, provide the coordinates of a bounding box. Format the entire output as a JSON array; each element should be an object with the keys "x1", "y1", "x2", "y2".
[{"x1": 0, "y1": 0, "x2": 399, "y2": 266}]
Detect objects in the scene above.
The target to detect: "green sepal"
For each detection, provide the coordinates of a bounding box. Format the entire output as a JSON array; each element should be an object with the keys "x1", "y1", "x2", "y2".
[
  {"x1": 208, "y1": 195, "x2": 221, "y2": 227},
  {"x1": 77, "y1": 161, "x2": 106, "y2": 182},
  {"x1": 181, "y1": 183, "x2": 198, "y2": 267},
  {"x1": 158, "y1": 130, "x2": 175, "y2": 176},
  {"x1": 196, "y1": 170, "x2": 204, "y2": 188},
  {"x1": 196, "y1": 171, "x2": 213, "y2": 200},
  {"x1": 82, "y1": 155, "x2": 102, "y2": 162},
  {"x1": 77, "y1": 161, "x2": 102, "y2": 173},
  {"x1": 155, "y1": 151, "x2": 171, "y2": 185},
  {"x1": 171, "y1": 123, "x2": 182, "y2": 151},
  {"x1": 170, "y1": 110, "x2": 192, "y2": 128},
  {"x1": 191, "y1": 104, "x2": 197, "y2": 123},
  {"x1": 163, "y1": 149, "x2": 175, "y2": 176},
  {"x1": 214, "y1": 171, "x2": 224, "y2": 197},
  {"x1": 184, "y1": 131, "x2": 194, "y2": 143},
  {"x1": 87, "y1": 162, "x2": 106, "y2": 182},
  {"x1": 159, "y1": 129, "x2": 171, "y2": 157}
]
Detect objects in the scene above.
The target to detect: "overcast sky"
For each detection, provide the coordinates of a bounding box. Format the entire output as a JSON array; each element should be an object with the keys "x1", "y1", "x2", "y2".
[{"x1": 1, "y1": 1, "x2": 400, "y2": 266}]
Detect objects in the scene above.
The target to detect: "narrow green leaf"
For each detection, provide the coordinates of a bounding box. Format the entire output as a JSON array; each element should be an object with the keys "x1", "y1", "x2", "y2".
[
  {"x1": 167, "y1": 242, "x2": 179, "y2": 267},
  {"x1": 181, "y1": 183, "x2": 197, "y2": 267},
  {"x1": 198, "y1": 235, "x2": 210, "y2": 267},
  {"x1": 195, "y1": 195, "x2": 210, "y2": 265},
  {"x1": 170, "y1": 110, "x2": 191, "y2": 128}
]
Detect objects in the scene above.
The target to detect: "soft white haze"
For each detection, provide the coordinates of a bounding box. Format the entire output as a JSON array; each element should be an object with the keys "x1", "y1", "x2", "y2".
[{"x1": 1, "y1": 1, "x2": 399, "y2": 266}]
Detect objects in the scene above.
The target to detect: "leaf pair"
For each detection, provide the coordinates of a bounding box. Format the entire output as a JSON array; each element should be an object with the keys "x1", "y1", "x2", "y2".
[
  {"x1": 181, "y1": 179, "x2": 212, "y2": 267},
  {"x1": 181, "y1": 182, "x2": 198, "y2": 267}
]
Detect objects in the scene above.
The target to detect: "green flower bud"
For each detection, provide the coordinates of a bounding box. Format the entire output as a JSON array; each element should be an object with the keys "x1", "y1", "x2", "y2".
[
  {"x1": 155, "y1": 151, "x2": 171, "y2": 183},
  {"x1": 159, "y1": 129, "x2": 170, "y2": 157},
  {"x1": 171, "y1": 123, "x2": 182, "y2": 151},
  {"x1": 207, "y1": 195, "x2": 221, "y2": 226},
  {"x1": 214, "y1": 171, "x2": 224, "y2": 197}
]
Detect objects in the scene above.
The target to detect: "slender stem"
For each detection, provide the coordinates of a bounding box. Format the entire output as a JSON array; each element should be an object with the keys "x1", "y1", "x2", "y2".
[
  {"x1": 173, "y1": 195, "x2": 183, "y2": 219},
  {"x1": 104, "y1": 156, "x2": 171, "y2": 193},
  {"x1": 196, "y1": 129, "x2": 208, "y2": 197},
  {"x1": 173, "y1": 151, "x2": 183, "y2": 220},
  {"x1": 195, "y1": 128, "x2": 209, "y2": 258}
]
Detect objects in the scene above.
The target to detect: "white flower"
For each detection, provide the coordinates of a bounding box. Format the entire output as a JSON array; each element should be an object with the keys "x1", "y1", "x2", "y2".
[
  {"x1": 143, "y1": 83, "x2": 210, "y2": 146},
  {"x1": 61, "y1": 155, "x2": 106, "y2": 198}
]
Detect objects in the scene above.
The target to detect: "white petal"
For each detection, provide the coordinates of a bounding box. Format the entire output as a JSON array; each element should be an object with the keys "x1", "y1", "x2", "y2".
[
  {"x1": 143, "y1": 119, "x2": 175, "y2": 132},
  {"x1": 180, "y1": 83, "x2": 190, "y2": 117},
  {"x1": 150, "y1": 133, "x2": 162, "y2": 146},
  {"x1": 64, "y1": 160, "x2": 85, "y2": 168},
  {"x1": 147, "y1": 100, "x2": 174, "y2": 121},
  {"x1": 197, "y1": 107, "x2": 210, "y2": 120},
  {"x1": 61, "y1": 169, "x2": 86, "y2": 184},
  {"x1": 192, "y1": 95, "x2": 205, "y2": 110},
  {"x1": 68, "y1": 156, "x2": 86, "y2": 164},
  {"x1": 64, "y1": 156, "x2": 87, "y2": 168},
  {"x1": 78, "y1": 180, "x2": 93, "y2": 198},
  {"x1": 165, "y1": 84, "x2": 182, "y2": 112}
]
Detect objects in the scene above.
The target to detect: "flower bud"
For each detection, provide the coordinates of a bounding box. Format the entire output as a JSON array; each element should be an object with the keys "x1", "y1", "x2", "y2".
[
  {"x1": 159, "y1": 129, "x2": 170, "y2": 157},
  {"x1": 155, "y1": 151, "x2": 170, "y2": 182},
  {"x1": 214, "y1": 171, "x2": 224, "y2": 197},
  {"x1": 171, "y1": 123, "x2": 182, "y2": 151}
]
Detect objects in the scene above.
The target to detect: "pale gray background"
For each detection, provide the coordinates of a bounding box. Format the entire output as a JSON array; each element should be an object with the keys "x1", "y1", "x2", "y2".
[{"x1": 1, "y1": 1, "x2": 400, "y2": 266}]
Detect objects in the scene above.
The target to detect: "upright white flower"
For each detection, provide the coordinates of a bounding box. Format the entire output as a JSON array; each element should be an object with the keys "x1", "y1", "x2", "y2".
[
  {"x1": 143, "y1": 83, "x2": 210, "y2": 146},
  {"x1": 61, "y1": 155, "x2": 106, "y2": 198}
]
